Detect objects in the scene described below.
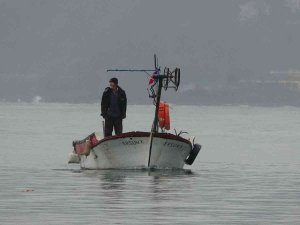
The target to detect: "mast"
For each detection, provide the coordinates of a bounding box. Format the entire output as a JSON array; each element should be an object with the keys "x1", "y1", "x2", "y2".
[
  {"x1": 148, "y1": 75, "x2": 169, "y2": 167},
  {"x1": 151, "y1": 54, "x2": 163, "y2": 133},
  {"x1": 151, "y1": 77, "x2": 163, "y2": 133},
  {"x1": 148, "y1": 54, "x2": 160, "y2": 167}
]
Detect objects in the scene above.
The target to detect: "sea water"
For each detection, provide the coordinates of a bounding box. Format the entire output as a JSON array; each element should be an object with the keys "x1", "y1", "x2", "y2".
[{"x1": 0, "y1": 103, "x2": 299, "y2": 224}]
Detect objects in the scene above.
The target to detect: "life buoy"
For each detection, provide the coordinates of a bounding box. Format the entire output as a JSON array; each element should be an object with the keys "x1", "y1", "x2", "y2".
[{"x1": 158, "y1": 101, "x2": 170, "y2": 130}]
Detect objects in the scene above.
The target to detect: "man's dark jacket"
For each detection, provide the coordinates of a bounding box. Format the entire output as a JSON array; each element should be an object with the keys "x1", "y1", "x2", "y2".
[{"x1": 101, "y1": 86, "x2": 127, "y2": 119}]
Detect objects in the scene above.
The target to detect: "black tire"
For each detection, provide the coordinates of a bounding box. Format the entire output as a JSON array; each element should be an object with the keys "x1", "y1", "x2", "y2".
[{"x1": 185, "y1": 144, "x2": 201, "y2": 165}]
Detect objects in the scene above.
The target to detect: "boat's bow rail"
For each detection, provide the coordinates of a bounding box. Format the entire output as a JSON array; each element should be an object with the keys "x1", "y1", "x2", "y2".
[
  {"x1": 94, "y1": 131, "x2": 192, "y2": 147},
  {"x1": 72, "y1": 131, "x2": 194, "y2": 154}
]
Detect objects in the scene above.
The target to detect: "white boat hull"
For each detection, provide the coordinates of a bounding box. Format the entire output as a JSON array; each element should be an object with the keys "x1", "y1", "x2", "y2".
[{"x1": 77, "y1": 132, "x2": 192, "y2": 169}]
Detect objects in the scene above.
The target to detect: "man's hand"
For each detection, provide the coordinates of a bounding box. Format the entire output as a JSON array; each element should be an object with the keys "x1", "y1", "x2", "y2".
[{"x1": 100, "y1": 113, "x2": 107, "y2": 119}]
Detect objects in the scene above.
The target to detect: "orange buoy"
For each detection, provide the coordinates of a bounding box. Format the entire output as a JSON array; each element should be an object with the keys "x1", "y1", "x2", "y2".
[{"x1": 158, "y1": 101, "x2": 170, "y2": 130}]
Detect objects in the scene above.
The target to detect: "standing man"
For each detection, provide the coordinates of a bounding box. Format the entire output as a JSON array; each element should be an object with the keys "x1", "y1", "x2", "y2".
[{"x1": 101, "y1": 78, "x2": 127, "y2": 137}]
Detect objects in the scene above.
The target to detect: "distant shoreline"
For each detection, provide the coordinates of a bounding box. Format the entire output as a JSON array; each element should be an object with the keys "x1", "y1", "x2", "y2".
[{"x1": 1, "y1": 100, "x2": 300, "y2": 108}]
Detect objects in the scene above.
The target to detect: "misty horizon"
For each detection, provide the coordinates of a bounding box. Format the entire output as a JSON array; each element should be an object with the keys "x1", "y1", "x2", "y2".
[{"x1": 1, "y1": 0, "x2": 300, "y2": 106}]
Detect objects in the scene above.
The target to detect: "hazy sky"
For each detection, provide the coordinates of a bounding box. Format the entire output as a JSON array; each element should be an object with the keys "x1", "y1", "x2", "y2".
[{"x1": 1, "y1": 0, "x2": 300, "y2": 103}]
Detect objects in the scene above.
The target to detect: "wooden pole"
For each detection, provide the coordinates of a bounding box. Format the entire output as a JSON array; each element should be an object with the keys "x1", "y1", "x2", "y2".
[{"x1": 148, "y1": 77, "x2": 163, "y2": 167}]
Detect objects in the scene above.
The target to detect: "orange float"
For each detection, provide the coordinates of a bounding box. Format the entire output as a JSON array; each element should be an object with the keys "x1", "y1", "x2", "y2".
[{"x1": 158, "y1": 101, "x2": 170, "y2": 130}]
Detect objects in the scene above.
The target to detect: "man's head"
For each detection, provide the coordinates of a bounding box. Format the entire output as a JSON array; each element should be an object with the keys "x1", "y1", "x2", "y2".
[{"x1": 109, "y1": 77, "x2": 118, "y2": 91}]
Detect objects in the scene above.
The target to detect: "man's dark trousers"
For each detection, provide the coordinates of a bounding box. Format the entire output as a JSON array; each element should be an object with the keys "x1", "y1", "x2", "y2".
[{"x1": 104, "y1": 117, "x2": 123, "y2": 137}]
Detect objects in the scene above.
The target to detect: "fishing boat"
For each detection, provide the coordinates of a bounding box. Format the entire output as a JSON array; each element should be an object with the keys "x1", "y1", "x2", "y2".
[{"x1": 69, "y1": 55, "x2": 201, "y2": 169}]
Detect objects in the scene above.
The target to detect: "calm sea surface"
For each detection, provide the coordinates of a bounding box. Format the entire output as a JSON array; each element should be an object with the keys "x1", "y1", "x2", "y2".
[{"x1": 0, "y1": 103, "x2": 300, "y2": 224}]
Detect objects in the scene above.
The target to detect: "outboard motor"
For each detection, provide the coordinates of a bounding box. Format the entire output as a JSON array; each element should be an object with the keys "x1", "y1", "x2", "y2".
[{"x1": 185, "y1": 144, "x2": 201, "y2": 165}]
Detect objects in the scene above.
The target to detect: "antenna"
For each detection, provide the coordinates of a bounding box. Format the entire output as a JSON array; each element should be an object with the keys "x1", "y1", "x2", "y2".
[{"x1": 106, "y1": 55, "x2": 180, "y2": 92}]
